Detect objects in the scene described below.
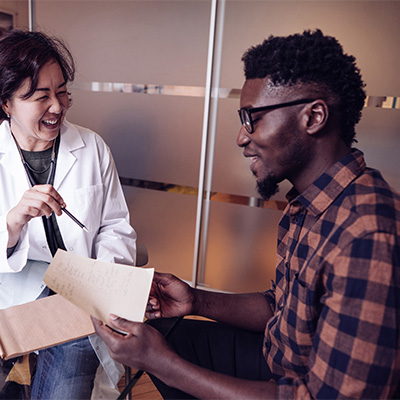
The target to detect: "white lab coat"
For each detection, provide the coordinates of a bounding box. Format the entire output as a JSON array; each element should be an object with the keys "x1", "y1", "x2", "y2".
[{"x1": 0, "y1": 119, "x2": 137, "y2": 397}]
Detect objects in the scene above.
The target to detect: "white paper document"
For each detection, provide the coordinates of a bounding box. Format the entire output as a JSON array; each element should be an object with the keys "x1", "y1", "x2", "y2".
[{"x1": 43, "y1": 250, "x2": 154, "y2": 324}]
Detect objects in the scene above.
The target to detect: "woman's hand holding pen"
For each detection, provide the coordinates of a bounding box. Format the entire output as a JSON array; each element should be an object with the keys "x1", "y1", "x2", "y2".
[{"x1": 6, "y1": 184, "x2": 65, "y2": 248}]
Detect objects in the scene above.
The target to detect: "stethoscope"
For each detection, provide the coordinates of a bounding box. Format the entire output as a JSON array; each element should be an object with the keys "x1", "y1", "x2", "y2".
[
  {"x1": 10, "y1": 130, "x2": 66, "y2": 256},
  {"x1": 10, "y1": 128, "x2": 88, "y2": 233},
  {"x1": 11, "y1": 131, "x2": 58, "y2": 187}
]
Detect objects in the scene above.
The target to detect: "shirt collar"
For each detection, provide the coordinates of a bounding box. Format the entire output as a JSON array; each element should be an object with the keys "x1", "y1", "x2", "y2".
[{"x1": 286, "y1": 148, "x2": 366, "y2": 216}]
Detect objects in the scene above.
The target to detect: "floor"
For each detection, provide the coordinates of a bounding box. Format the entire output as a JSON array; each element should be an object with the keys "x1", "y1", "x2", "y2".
[{"x1": 118, "y1": 370, "x2": 162, "y2": 400}]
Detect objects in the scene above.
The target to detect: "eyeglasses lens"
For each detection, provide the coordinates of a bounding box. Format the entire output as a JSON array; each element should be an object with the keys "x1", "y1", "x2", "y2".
[{"x1": 240, "y1": 109, "x2": 252, "y2": 133}]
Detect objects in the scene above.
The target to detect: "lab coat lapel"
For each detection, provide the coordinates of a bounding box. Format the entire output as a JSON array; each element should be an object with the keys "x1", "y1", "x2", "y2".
[
  {"x1": 0, "y1": 123, "x2": 30, "y2": 192},
  {"x1": 54, "y1": 121, "x2": 85, "y2": 189}
]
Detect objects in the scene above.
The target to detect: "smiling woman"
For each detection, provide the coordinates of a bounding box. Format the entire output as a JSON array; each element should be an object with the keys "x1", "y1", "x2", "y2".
[
  {"x1": 0, "y1": 30, "x2": 137, "y2": 399},
  {"x1": 4, "y1": 61, "x2": 69, "y2": 151}
]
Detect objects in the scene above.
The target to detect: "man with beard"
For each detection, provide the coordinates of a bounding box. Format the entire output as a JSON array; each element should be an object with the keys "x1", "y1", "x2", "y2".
[{"x1": 93, "y1": 30, "x2": 400, "y2": 399}]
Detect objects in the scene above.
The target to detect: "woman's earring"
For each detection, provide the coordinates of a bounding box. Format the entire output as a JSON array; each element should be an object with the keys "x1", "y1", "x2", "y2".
[{"x1": 6, "y1": 113, "x2": 10, "y2": 119}]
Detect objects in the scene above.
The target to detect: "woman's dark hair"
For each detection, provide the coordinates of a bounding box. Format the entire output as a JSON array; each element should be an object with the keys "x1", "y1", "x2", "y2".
[
  {"x1": 241, "y1": 29, "x2": 366, "y2": 146},
  {"x1": 0, "y1": 29, "x2": 75, "y2": 120}
]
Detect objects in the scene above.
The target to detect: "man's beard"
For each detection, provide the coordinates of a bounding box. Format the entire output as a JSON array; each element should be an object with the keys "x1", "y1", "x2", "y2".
[{"x1": 256, "y1": 175, "x2": 279, "y2": 200}]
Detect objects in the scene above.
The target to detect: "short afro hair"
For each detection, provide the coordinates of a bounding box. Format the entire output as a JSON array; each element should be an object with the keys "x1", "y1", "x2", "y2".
[{"x1": 242, "y1": 29, "x2": 366, "y2": 146}]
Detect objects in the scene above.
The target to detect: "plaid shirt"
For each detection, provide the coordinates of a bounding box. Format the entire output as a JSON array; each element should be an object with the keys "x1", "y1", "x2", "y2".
[{"x1": 263, "y1": 149, "x2": 400, "y2": 399}]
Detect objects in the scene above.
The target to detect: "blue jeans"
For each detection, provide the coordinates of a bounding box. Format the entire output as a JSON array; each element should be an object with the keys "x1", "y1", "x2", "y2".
[{"x1": 30, "y1": 337, "x2": 99, "y2": 400}]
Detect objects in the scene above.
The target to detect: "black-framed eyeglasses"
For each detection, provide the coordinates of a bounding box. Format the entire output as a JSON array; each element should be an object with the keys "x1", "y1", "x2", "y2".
[{"x1": 238, "y1": 98, "x2": 316, "y2": 134}]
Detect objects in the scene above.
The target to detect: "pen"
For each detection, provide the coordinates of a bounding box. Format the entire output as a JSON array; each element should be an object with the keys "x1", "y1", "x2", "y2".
[{"x1": 61, "y1": 207, "x2": 89, "y2": 232}]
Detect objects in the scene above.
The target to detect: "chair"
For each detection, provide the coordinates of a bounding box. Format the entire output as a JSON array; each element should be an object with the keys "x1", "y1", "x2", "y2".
[{"x1": 136, "y1": 243, "x2": 148, "y2": 267}]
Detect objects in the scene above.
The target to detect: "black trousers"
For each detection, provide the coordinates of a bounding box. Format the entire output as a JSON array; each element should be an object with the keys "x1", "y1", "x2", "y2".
[{"x1": 148, "y1": 318, "x2": 272, "y2": 399}]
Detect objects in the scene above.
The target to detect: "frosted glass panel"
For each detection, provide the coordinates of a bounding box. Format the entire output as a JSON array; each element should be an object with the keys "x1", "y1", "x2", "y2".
[
  {"x1": 123, "y1": 187, "x2": 197, "y2": 282},
  {"x1": 219, "y1": 1, "x2": 400, "y2": 93},
  {"x1": 35, "y1": 0, "x2": 211, "y2": 85},
  {"x1": 202, "y1": 202, "x2": 282, "y2": 293},
  {"x1": 356, "y1": 107, "x2": 400, "y2": 191},
  {"x1": 67, "y1": 90, "x2": 204, "y2": 187}
]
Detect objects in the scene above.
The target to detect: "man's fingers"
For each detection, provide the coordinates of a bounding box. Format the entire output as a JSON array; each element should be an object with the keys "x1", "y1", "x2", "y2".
[
  {"x1": 91, "y1": 316, "x2": 112, "y2": 337},
  {"x1": 108, "y1": 314, "x2": 140, "y2": 333},
  {"x1": 145, "y1": 310, "x2": 162, "y2": 320},
  {"x1": 91, "y1": 316, "x2": 103, "y2": 329}
]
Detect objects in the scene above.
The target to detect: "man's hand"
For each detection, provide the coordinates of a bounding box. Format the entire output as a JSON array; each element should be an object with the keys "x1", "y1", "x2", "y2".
[
  {"x1": 146, "y1": 272, "x2": 195, "y2": 320},
  {"x1": 92, "y1": 314, "x2": 277, "y2": 399},
  {"x1": 146, "y1": 272, "x2": 273, "y2": 332},
  {"x1": 92, "y1": 315, "x2": 176, "y2": 374}
]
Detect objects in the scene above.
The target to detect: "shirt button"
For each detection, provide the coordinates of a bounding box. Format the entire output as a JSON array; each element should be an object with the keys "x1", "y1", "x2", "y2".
[{"x1": 69, "y1": 247, "x2": 74, "y2": 251}]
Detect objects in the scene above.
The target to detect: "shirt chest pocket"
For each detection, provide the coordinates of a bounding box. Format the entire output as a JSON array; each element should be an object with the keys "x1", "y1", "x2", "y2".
[
  {"x1": 72, "y1": 184, "x2": 104, "y2": 232},
  {"x1": 286, "y1": 265, "x2": 322, "y2": 333}
]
